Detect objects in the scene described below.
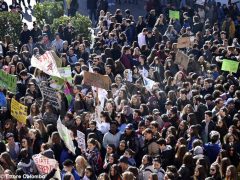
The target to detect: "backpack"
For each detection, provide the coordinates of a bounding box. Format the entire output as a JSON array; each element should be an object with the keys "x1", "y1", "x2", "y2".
[{"x1": 96, "y1": 153, "x2": 103, "y2": 174}]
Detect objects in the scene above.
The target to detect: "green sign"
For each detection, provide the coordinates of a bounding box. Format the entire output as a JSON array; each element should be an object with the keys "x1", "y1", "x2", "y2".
[
  {"x1": 221, "y1": 59, "x2": 239, "y2": 73},
  {"x1": 0, "y1": 70, "x2": 17, "y2": 93},
  {"x1": 169, "y1": 10, "x2": 180, "y2": 20}
]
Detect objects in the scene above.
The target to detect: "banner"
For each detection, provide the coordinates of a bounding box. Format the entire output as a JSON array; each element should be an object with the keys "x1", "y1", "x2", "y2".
[
  {"x1": 11, "y1": 98, "x2": 28, "y2": 124},
  {"x1": 58, "y1": 67, "x2": 72, "y2": 84},
  {"x1": 177, "y1": 37, "x2": 191, "y2": 49},
  {"x1": 175, "y1": 51, "x2": 190, "y2": 70},
  {"x1": 169, "y1": 10, "x2": 180, "y2": 20},
  {"x1": 39, "y1": 85, "x2": 60, "y2": 109},
  {"x1": 83, "y1": 72, "x2": 111, "y2": 90},
  {"x1": 221, "y1": 59, "x2": 239, "y2": 73},
  {"x1": 76, "y1": 130, "x2": 86, "y2": 152},
  {"x1": 31, "y1": 51, "x2": 61, "y2": 78},
  {"x1": 57, "y1": 117, "x2": 76, "y2": 154},
  {"x1": 0, "y1": 70, "x2": 17, "y2": 93}
]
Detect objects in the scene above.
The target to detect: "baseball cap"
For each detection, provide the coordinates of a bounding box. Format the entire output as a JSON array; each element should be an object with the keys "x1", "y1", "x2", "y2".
[{"x1": 125, "y1": 123, "x2": 133, "y2": 130}]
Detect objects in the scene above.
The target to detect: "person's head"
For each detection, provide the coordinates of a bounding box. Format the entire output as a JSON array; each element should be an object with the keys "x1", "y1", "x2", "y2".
[
  {"x1": 87, "y1": 138, "x2": 98, "y2": 151},
  {"x1": 63, "y1": 173, "x2": 74, "y2": 180},
  {"x1": 51, "y1": 131, "x2": 61, "y2": 145},
  {"x1": 63, "y1": 159, "x2": 74, "y2": 173},
  {"x1": 75, "y1": 155, "x2": 88, "y2": 169},
  {"x1": 110, "y1": 121, "x2": 118, "y2": 133},
  {"x1": 6, "y1": 133, "x2": 15, "y2": 145},
  {"x1": 226, "y1": 165, "x2": 237, "y2": 179},
  {"x1": 122, "y1": 171, "x2": 135, "y2": 180},
  {"x1": 98, "y1": 173, "x2": 110, "y2": 180},
  {"x1": 89, "y1": 120, "x2": 97, "y2": 131},
  {"x1": 85, "y1": 166, "x2": 95, "y2": 178},
  {"x1": 157, "y1": 138, "x2": 166, "y2": 150},
  {"x1": 0, "y1": 152, "x2": 14, "y2": 164},
  {"x1": 210, "y1": 163, "x2": 221, "y2": 177},
  {"x1": 143, "y1": 128, "x2": 153, "y2": 141},
  {"x1": 194, "y1": 165, "x2": 206, "y2": 179},
  {"x1": 119, "y1": 156, "x2": 129, "y2": 171},
  {"x1": 182, "y1": 152, "x2": 193, "y2": 167},
  {"x1": 153, "y1": 158, "x2": 162, "y2": 169},
  {"x1": 119, "y1": 140, "x2": 127, "y2": 151},
  {"x1": 204, "y1": 111, "x2": 212, "y2": 121}
]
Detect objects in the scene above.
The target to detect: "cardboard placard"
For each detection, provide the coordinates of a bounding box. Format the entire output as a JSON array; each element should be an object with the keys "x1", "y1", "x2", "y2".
[
  {"x1": 40, "y1": 85, "x2": 60, "y2": 109},
  {"x1": 33, "y1": 154, "x2": 57, "y2": 174},
  {"x1": 169, "y1": 10, "x2": 180, "y2": 20},
  {"x1": 177, "y1": 37, "x2": 191, "y2": 49},
  {"x1": 0, "y1": 70, "x2": 17, "y2": 93},
  {"x1": 221, "y1": 59, "x2": 239, "y2": 73},
  {"x1": 83, "y1": 72, "x2": 111, "y2": 90},
  {"x1": 11, "y1": 98, "x2": 28, "y2": 124},
  {"x1": 175, "y1": 51, "x2": 190, "y2": 70}
]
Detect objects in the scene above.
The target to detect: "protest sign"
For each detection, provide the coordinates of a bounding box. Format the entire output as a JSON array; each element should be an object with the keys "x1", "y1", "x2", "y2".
[
  {"x1": 0, "y1": 70, "x2": 17, "y2": 93},
  {"x1": 40, "y1": 85, "x2": 60, "y2": 109},
  {"x1": 175, "y1": 51, "x2": 190, "y2": 70},
  {"x1": 11, "y1": 98, "x2": 27, "y2": 124},
  {"x1": 51, "y1": 51, "x2": 62, "y2": 68},
  {"x1": 31, "y1": 51, "x2": 61, "y2": 78},
  {"x1": 33, "y1": 154, "x2": 60, "y2": 178},
  {"x1": 169, "y1": 10, "x2": 180, "y2": 20},
  {"x1": 221, "y1": 59, "x2": 239, "y2": 73},
  {"x1": 58, "y1": 67, "x2": 72, "y2": 84},
  {"x1": 177, "y1": 37, "x2": 191, "y2": 49},
  {"x1": 83, "y1": 72, "x2": 111, "y2": 90},
  {"x1": 57, "y1": 118, "x2": 76, "y2": 154},
  {"x1": 143, "y1": 77, "x2": 156, "y2": 92},
  {"x1": 76, "y1": 130, "x2": 86, "y2": 152}
]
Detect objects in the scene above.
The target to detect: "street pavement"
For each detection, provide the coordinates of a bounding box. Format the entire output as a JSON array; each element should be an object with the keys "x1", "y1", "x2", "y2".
[{"x1": 5, "y1": 0, "x2": 146, "y2": 28}]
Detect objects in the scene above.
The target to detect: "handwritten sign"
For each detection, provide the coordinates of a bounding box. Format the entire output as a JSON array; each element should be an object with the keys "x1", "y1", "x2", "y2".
[
  {"x1": 33, "y1": 154, "x2": 58, "y2": 175},
  {"x1": 169, "y1": 10, "x2": 180, "y2": 20},
  {"x1": 175, "y1": 51, "x2": 190, "y2": 70},
  {"x1": 83, "y1": 72, "x2": 111, "y2": 90},
  {"x1": 177, "y1": 37, "x2": 191, "y2": 49},
  {"x1": 40, "y1": 85, "x2": 60, "y2": 109},
  {"x1": 0, "y1": 70, "x2": 17, "y2": 93},
  {"x1": 58, "y1": 67, "x2": 72, "y2": 84},
  {"x1": 11, "y1": 98, "x2": 28, "y2": 124},
  {"x1": 221, "y1": 59, "x2": 239, "y2": 73},
  {"x1": 76, "y1": 130, "x2": 86, "y2": 152}
]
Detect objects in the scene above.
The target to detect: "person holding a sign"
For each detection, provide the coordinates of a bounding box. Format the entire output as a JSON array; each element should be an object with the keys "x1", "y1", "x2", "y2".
[{"x1": 164, "y1": 25, "x2": 178, "y2": 42}]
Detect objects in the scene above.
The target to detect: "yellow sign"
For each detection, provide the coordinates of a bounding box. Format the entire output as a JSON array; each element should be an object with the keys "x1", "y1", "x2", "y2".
[{"x1": 11, "y1": 98, "x2": 28, "y2": 124}]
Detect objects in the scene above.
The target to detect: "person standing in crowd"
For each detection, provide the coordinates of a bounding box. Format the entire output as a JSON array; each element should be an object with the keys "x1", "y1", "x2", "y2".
[{"x1": 1, "y1": 1, "x2": 240, "y2": 180}]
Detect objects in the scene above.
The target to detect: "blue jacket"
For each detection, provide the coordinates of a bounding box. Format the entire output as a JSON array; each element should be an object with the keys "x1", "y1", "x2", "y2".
[
  {"x1": 204, "y1": 143, "x2": 221, "y2": 164},
  {"x1": 61, "y1": 168, "x2": 80, "y2": 180}
]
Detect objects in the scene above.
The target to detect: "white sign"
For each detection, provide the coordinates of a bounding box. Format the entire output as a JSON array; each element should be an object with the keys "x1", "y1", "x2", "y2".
[
  {"x1": 76, "y1": 130, "x2": 86, "y2": 152},
  {"x1": 31, "y1": 51, "x2": 61, "y2": 78},
  {"x1": 32, "y1": 154, "x2": 58, "y2": 175}
]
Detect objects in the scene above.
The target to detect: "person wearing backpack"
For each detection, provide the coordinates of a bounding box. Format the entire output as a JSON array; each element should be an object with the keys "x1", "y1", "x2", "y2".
[
  {"x1": 82, "y1": 138, "x2": 103, "y2": 176},
  {"x1": 152, "y1": 157, "x2": 165, "y2": 180},
  {"x1": 139, "y1": 155, "x2": 155, "y2": 180},
  {"x1": 17, "y1": 148, "x2": 38, "y2": 176}
]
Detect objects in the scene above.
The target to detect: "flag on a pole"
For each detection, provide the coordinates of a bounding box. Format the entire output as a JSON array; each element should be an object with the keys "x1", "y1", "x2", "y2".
[
  {"x1": 57, "y1": 117, "x2": 75, "y2": 154},
  {"x1": 31, "y1": 51, "x2": 61, "y2": 78}
]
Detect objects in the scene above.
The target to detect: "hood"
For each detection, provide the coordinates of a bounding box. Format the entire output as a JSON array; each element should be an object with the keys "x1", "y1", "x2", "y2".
[{"x1": 18, "y1": 159, "x2": 32, "y2": 167}]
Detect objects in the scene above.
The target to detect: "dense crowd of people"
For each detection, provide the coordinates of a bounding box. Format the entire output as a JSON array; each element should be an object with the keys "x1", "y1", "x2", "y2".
[{"x1": 0, "y1": 0, "x2": 240, "y2": 180}]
